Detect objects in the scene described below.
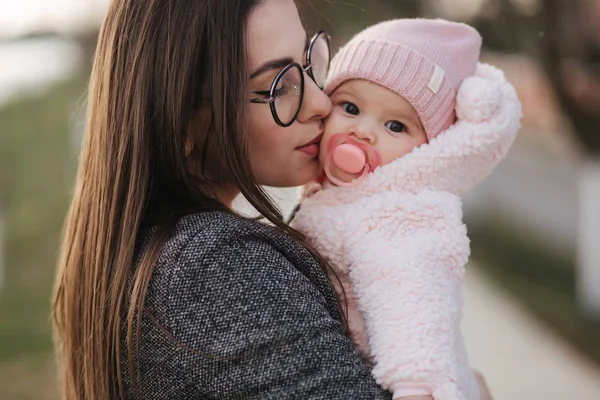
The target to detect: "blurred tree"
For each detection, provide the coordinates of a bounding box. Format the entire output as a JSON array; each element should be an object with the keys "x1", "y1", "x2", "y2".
[
  {"x1": 299, "y1": 0, "x2": 423, "y2": 45},
  {"x1": 473, "y1": 0, "x2": 600, "y2": 153},
  {"x1": 470, "y1": 0, "x2": 600, "y2": 318}
]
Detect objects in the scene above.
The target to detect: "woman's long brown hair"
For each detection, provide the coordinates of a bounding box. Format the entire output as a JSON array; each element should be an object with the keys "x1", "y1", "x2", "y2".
[{"x1": 52, "y1": 0, "x2": 345, "y2": 399}]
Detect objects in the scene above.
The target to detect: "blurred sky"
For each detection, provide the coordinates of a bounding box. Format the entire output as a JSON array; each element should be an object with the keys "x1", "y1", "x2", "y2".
[{"x1": 0, "y1": 0, "x2": 109, "y2": 37}]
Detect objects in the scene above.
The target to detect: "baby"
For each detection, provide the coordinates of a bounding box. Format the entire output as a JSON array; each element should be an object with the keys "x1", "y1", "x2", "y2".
[{"x1": 292, "y1": 19, "x2": 521, "y2": 400}]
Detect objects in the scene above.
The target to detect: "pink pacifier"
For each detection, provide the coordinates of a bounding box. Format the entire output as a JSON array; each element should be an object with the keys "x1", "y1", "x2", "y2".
[
  {"x1": 324, "y1": 133, "x2": 380, "y2": 187},
  {"x1": 332, "y1": 144, "x2": 366, "y2": 174}
]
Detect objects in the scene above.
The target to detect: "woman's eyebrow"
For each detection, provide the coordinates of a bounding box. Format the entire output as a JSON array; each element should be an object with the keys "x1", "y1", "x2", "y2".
[
  {"x1": 250, "y1": 31, "x2": 310, "y2": 80},
  {"x1": 250, "y1": 57, "x2": 294, "y2": 79}
]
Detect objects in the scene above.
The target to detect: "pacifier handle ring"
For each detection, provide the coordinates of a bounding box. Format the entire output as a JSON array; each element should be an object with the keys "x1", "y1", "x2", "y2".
[{"x1": 324, "y1": 156, "x2": 370, "y2": 187}]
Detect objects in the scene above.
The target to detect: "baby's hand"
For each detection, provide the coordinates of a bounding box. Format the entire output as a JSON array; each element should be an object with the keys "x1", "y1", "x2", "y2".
[
  {"x1": 473, "y1": 369, "x2": 493, "y2": 400},
  {"x1": 394, "y1": 396, "x2": 433, "y2": 400},
  {"x1": 456, "y1": 65, "x2": 503, "y2": 124},
  {"x1": 300, "y1": 181, "x2": 322, "y2": 200}
]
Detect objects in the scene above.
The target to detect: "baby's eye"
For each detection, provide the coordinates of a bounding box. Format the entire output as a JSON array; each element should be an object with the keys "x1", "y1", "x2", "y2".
[
  {"x1": 342, "y1": 102, "x2": 359, "y2": 115},
  {"x1": 385, "y1": 120, "x2": 406, "y2": 133}
]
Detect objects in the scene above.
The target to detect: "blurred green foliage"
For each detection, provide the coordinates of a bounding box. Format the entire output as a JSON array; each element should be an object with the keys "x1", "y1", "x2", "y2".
[{"x1": 0, "y1": 73, "x2": 88, "y2": 399}]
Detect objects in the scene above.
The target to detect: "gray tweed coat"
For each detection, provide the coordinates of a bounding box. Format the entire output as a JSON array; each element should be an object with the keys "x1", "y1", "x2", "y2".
[{"x1": 122, "y1": 211, "x2": 392, "y2": 399}]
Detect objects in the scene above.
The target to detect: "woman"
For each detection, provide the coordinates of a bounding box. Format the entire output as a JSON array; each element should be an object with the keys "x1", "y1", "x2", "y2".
[{"x1": 52, "y1": 0, "x2": 492, "y2": 399}]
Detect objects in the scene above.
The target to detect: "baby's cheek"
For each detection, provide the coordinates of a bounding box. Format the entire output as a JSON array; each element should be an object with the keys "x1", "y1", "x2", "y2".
[
  {"x1": 318, "y1": 136, "x2": 331, "y2": 169},
  {"x1": 319, "y1": 115, "x2": 339, "y2": 165}
]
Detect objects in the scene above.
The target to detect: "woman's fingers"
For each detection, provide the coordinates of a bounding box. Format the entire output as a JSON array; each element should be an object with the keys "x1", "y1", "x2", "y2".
[{"x1": 473, "y1": 369, "x2": 493, "y2": 400}]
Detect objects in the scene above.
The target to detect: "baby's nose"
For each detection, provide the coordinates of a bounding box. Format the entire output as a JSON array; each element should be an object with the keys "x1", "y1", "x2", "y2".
[{"x1": 350, "y1": 124, "x2": 376, "y2": 144}]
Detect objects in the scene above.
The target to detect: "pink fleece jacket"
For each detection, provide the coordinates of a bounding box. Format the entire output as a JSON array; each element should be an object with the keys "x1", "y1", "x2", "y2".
[{"x1": 292, "y1": 63, "x2": 522, "y2": 400}]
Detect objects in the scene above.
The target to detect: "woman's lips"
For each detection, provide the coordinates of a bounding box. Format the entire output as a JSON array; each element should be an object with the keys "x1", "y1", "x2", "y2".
[{"x1": 297, "y1": 133, "x2": 323, "y2": 157}]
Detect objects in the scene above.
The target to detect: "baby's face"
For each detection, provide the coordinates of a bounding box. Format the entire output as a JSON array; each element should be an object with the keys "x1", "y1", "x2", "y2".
[{"x1": 320, "y1": 79, "x2": 428, "y2": 182}]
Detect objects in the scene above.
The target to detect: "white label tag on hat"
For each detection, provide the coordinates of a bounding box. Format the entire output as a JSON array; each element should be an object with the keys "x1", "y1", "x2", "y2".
[{"x1": 428, "y1": 65, "x2": 445, "y2": 94}]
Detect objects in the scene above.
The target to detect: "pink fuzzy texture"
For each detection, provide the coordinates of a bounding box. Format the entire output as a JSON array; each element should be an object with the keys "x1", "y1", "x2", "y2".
[{"x1": 292, "y1": 63, "x2": 521, "y2": 400}]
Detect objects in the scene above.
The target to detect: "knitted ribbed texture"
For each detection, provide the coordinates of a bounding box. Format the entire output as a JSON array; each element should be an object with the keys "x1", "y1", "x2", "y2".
[{"x1": 325, "y1": 19, "x2": 482, "y2": 140}]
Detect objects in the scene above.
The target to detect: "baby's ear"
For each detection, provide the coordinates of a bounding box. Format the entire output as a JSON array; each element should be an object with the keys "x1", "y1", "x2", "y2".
[{"x1": 455, "y1": 75, "x2": 502, "y2": 123}]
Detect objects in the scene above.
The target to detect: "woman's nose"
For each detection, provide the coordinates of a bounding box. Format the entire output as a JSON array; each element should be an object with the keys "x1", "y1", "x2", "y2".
[{"x1": 296, "y1": 76, "x2": 331, "y2": 122}]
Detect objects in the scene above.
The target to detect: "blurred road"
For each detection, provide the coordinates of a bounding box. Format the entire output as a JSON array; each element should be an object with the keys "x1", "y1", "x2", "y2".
[{"x1": 463, "y1": 266, "x2": 600, "y2": 400}]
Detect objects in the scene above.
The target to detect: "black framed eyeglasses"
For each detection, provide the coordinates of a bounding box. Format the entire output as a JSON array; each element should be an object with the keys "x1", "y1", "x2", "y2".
[{"x1": 250, "y1": 31, "x2": 331, "y2": 127}]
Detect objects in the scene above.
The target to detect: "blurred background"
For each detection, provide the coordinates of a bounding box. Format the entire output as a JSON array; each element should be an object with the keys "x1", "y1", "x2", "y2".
[{"x1": 1, "y1": 0, "x2": 599, "y2": 398}]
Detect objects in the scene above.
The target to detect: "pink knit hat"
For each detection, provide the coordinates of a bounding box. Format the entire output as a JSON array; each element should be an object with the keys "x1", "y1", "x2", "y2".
[{"x1": 325, "y1": 18, "x2": 482, "y2": 140}]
